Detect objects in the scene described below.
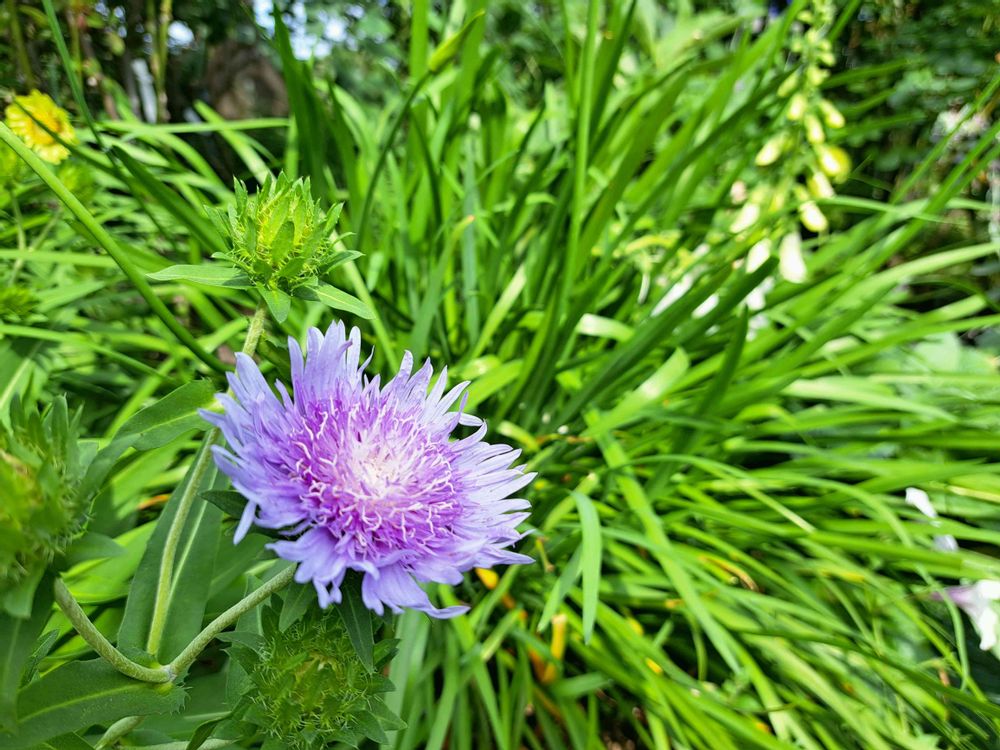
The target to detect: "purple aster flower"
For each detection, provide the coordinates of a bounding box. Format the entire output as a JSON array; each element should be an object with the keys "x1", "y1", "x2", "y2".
[{"x1": 201, "y1": 321, "x2": 533, "y2": 618}]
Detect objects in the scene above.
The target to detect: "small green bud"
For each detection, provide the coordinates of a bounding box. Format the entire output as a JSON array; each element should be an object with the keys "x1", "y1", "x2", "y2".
[
  {"x1": 234, "y1": 604, "x2": 403, "y2": 749},
  {"x1": 818, "y1": 99, "x2": 845, "y2": 129},
  {"x1": 806, "y1": 170, "x2": 835, "y2": 199},
  {"x1": 786, "y1": 93, "x2": 808, "y2": 122},
  {"x1": 816, "y1": 143, "x2": 851, "y2": 182},
  {"x1": 799, "y1": 200, "x2": 828, "y2": 233},
  {"x1": 212, "y1": 174, "x2": 348, "y2": 295},
  {"x1": 0, "y1": 398, "x2": 85, "y2": 598},
  {"x1": 804, "y1": 114, "x2": 826, "y2": 144},
  {"x1": 755, "y1": 134, "x2": 785, "y2": 167}
]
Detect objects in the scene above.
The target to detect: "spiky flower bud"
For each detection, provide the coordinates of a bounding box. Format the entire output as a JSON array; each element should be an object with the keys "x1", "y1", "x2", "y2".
[
  {"x1": 233, "y1": 601, "x2": 403, "y2": 749},
  {"x1": 212, "y1": 174, "x2": 349, "y2": 296},
  {"x1": 0, "y1": 398, "x2": 85, "y2": 599}
]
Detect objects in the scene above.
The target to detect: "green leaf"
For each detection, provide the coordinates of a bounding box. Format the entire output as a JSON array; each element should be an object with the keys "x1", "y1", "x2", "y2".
[
  {"x1": 0, "y1": 660, "x2": 183, "y2": 749},
  {"x1": 306, "y1": 283, "x2": 375, "y2": 320},
  {"x1": 0, "y1": 575, "x2": 53, "y2": 731},
  {"x1": 200, "y1": 489, "x2": 248, "y2": 520},
  {"x1": 571, "y1": 491, "x2": 602, "y2": 643},
  {"x1": 428, "y1": 11, "x2": 485, "y2": 73},
  {"x1": 147, "y1": 264, "x2": 252, "y2": 289},
  {"x1": 117, "y1": 441, "x2": 220, "y2": 661},
  {"x1": 111, "y1": 146, "x2": 228, "y2": 257},
  {"x1": 79, "y1": 380, "x2": 217, "y2": 503},
  {"x1": 61, "y1": 532, "x2": 125, "y2": 567},
  {"x1": 185, "y1": 716, "x2": 227, "y2": 750},
  {"x1": 279, "y1": 582, "x2": 314, "y2": 631},
  {"x1": 336, "y1": 574, "x2": 374, "y2": 670},
  {"x1": 0, "y1": 571, "x2": 44, "y2": 621},
  {"x1": 32, "y1": 733, "x2": 94, "y2": 749},
  {"x1": 260, "y1": 287, "x2": 291, "y2": 323}
]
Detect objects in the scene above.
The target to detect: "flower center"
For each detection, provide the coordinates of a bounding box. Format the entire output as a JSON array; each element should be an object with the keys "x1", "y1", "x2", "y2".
[{"x1": 287, "y1": 392, "x2": 463, "y2": 558}]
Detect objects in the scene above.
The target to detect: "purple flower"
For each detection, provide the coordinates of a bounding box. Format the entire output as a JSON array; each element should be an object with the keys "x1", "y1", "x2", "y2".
[{"x1": 202, "y1": 322, "x2": 533, "y2": 618}]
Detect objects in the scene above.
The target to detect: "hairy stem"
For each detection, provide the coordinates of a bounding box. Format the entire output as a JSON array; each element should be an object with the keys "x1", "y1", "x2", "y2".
[
  {"x1": 94, "y1": 716, "x2": 144, "y2": 749},
  {"x1": 146, "y1": 302, "x2": 268, "y2": 656},
  {"x1": 54, "y1": 579, "x2": 172, "y2": 683},
  {"x1": 168, "y1": 566, "x2": 295, "y2": 678}
]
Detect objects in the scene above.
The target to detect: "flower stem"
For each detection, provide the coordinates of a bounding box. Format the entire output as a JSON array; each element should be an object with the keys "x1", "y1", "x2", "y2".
[
  {"x1": 241, "y1": 301, "x2": 268, "y2": 358},
  {"x1": 54, "y1": 579, "x2": 172, "y2": 683},
  {"x1": 94, "y1": 716, "x2": 144, "y2": 749},
  {"x1": 167, "y1": 566, "x2": 295, "y2": 678},
  {"x1": 146, "y1": 302, "x2": 268, "y2": 657},
  {"x1": 145, "y1": 438, "x2": 216, "y2": 656}
]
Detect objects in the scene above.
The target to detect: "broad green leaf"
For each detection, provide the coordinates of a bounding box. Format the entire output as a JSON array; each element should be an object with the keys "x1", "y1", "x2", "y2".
[
  {"x1": 308, "y1": 283, "x2": 375, "y2": 320},
  {"x1": 279, "y1": 582, "x2": 314, "y2": 631},
  {"x1": 336, "y1": 574, "x2": 374, "y2": 670},
  {"x1": 0, "y1": 660, "x2": 182, "y2": 749},
  {"x1": 117, "y1": 441, "x2": 220, "y2": 660},
  {"x1": 147, "y1": 264, "x2": 252, "y2": 288},
  {"x1": 260, "y1": 287, "x2": 291, "y2": 323},
  {"x1": 0, "y1": 576, "x2": 52, "y2": 731},
  {"x1": 79, "y1": 380, "x2": 218, "y2": 503}
]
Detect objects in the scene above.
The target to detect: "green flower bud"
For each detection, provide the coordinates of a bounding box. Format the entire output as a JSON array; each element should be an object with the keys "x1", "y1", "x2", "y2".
[
  {"x1": 816, "y1": 143, "x2": 851, "y2": 182},
  {"x1": 804, "y1": 114, "x2": 826, "y2": 144},
  {"x1": 0, "y1": 398, "x2": 85, "y2": 598},
  {"x1": 786, "y1": 93, "x2": 808, "y2": 122},
  {"x1": 234, "y1": 603, "x2": 403, "y2": 749},
  {"x1": 212, "y1": 174, "x2": 348, "y2": 295},
  {"x1": 778, "y1": 231, "x2": 807, "y2": 283},
  {"x1": 777, "y1": 71, "x2": 800, "y2": 98},
  {"x1": 755, "y1": 134, "x2": 785, "y2": 167},
  {"x1": 805, "y1": 66, "x2": 828, "y2": 87},
  {"x1": 799, "y1": 200, "x2": 828, "y2": 233},
  {"x1": 806, "y1": 170, "x2": 835, "y2": 200},
  {"x1": 818, "y1": 99, "x2": 845, "y2": 129}
]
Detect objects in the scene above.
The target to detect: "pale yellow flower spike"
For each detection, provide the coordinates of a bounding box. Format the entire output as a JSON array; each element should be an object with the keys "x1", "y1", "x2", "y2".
[{"x1": 4, "y1": 90, "x2": 77, "y2": 164}]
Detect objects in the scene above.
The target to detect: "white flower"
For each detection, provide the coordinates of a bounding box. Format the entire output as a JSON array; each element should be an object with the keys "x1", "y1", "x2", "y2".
[
  {"x1": 778, "y1": 232, "x2": 807, "y2": 283},
  {"x1": 906, "y1": 488, "x2": 999, "y2": 651},
  {"x1": 941, "y1": 581, "x2": 1000, "y2": 651},
  {"x1": 746, "y1": 239, "x2": 771, "y2": 273},
  {"x1": 904, "y1": 487, "x2": 958, "y2": 552}
]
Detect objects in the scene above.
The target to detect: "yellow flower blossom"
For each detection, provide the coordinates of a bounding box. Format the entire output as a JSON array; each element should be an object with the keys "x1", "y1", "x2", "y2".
[{"x1": 4, "y1": 91, "x2": 76, "y2": 164}]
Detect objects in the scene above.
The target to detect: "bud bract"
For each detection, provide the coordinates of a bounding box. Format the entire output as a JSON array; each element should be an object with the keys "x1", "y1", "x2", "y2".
[
  {"x1": 212, "y1": 174, "x2": 349, "y2": 295},
  {"x1": 233, "y1": 601, "x2": 403, "y2": 749}
]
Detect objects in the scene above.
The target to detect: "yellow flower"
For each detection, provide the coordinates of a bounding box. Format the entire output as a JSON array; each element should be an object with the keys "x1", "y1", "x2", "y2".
[{"x1": 4, "y1": 91, "x2": 76, "y2": 164}]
